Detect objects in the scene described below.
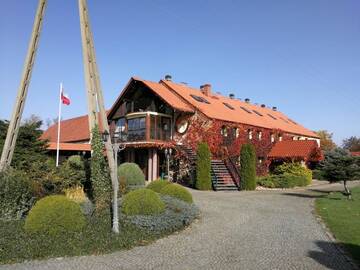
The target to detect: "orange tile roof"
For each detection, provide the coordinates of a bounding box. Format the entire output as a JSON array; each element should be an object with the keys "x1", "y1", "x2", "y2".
[
  {"x1": 160, "y1": 80, "x2": 318, "y2": 138},
  {"x1": 47, "y1": 142, "x2": 91, "y2": 151},
  {"x1": 351, "y1": 152, "x2": 360, "y2": 157},
  {"x1": 268, "y1": 140, "x2": 320, "y2": 159},
  {"x1": 41, "y1": 115, "x2": 90, "y2": 143}
]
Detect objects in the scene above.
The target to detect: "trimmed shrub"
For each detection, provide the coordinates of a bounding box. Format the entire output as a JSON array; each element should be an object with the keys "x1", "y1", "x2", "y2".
[
  {"x1": 118, "y1": 162, "x2": 145, "y2": 193},
  {"x1": 273, "y1": 162, "x2": 312, "y2": 185},
  {"x1": 240, "y1": 144, "x2": 256, "y2": 190},
  {"x1": 0, "y1": 169, "x2": 34, "y2": 220},
  {"x1": 159, "y1": 183, "x2": 193, "y2": 203},
  {"x1": 147, "y1": 179, "x2": 170, "y2": 193},
  {"x1": 195, "y1": 142, "x2": 212, "y2": 190},
  {"x1": 24, "y1": 195, "x2": 86, "y2": 236},
  {"x1": 120, "y1": 195, "x2": 200, "y2": 233},
  {"x1": 122, "y1": 189, "x2": 165, "y2": 216},
  {"x1": 257, "y1": 174, "x2": 308, "y2": 188}
]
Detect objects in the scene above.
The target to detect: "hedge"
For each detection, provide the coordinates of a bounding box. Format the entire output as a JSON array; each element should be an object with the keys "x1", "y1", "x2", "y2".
[
  {"x1": 257, "y1": 174, "x2": 308, "y2": 188},
  {"x1": 118, "y1": 163, "x2": 145, "y2": 193},
  {"x1": 273, "y1": 162, "x2": 312, "y2": 185}
]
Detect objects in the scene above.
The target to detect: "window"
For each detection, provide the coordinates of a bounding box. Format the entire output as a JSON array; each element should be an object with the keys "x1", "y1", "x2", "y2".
[
  {"x1": 234, "y1": 128, "x2": 240, "y2": 138},
  {"x1": 288, "y1": 118, "x2": 298, "y2": 125},
  {"x1": 278, "y1": 134, "x2": 283, "y2": 141},
  {"x1": 271, "y1": 133, "x2": 275, "y2": 143},
  {"x1": 253, "y1": 110, "x2": 263, "y2": 116},
  {"x1": 257, "y1": 131, "x2": 262, "y2": 140},
  {"x1": 190, "y1": 94, "x2": 210, "y2": 104},
  {"x1": 221, "y1": 126, "x2": 228, "y2": 137},
  {"x1": 267, "y1": 113, "x2": 277, "y2": 120},
  {"x1": 223, "y1": 102, "x2": 235, "y2": 110},
  {"x1": 258, "y1": 157, "x2": 264, "y2": 164},
  {"x1": 248, "y1": 129, "x2": 253, "y2": 140},
  {"x1": 240, "y1": 106, "x2": 252, "y2": 114},
  {"x1": 127, "y1": 117, "x2": 146, "y2": 141}
]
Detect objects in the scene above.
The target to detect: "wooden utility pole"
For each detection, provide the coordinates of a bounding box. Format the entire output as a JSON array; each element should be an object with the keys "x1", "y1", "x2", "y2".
[
  {"x1": 78, "y1": 0, "x2": 119, "y2": 233},
  {"x1": 0, "y1": 0, "x2": 47, "y2": 172}
]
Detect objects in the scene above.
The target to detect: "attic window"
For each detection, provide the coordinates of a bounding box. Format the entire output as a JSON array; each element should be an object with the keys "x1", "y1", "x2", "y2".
[
  {"x1": 223, "y1": 102, "x2": 235, "y2": 110},
  {"x1": 267, "y1": 113, "x2": 277, "y2": 120},
  {"x1": 190, "y1": 94, "x2": 210, "y2": 104},
  {"x1": 279, "y1": 117, "x2": 289, "y2": 124},
  {"x1": 252, "y1": 110, "x2": 263, "y2": 116},
  {"x1": 240, "y1": 106, "x2": 252, "y2": 114},
  {"x1": 287, "y1": 118, "x2": 298, "y2": 125}
]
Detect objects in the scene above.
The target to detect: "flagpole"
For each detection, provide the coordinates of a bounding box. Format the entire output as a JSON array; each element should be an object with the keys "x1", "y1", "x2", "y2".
[{"x1": 56, "y1": 82, "x2": 62, "y2": 167}]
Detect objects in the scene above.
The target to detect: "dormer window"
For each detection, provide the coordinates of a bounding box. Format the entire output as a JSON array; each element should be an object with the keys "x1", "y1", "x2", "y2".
[{"x1": 223, "y1": 102, "x2": 235, "y2": 110}]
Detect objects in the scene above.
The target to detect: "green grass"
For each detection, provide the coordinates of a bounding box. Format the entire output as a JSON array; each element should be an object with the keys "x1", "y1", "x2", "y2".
[
  {"x1": 315, "y1": 186, "x2": 360, "y2": 264},
  {"x1": 0, "y1": 210, "x2": 163, "y2": 264}
]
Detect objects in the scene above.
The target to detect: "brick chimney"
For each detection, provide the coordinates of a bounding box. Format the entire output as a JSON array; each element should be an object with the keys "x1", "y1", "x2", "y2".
[{"x1": 200, "y1": 84, "x2": 212, "y2": 96}]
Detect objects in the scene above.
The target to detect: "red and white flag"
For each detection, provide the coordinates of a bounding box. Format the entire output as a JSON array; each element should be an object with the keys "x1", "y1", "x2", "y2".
[{"x1": 61, "y1": 90, "x2": 71, "y2": 105}]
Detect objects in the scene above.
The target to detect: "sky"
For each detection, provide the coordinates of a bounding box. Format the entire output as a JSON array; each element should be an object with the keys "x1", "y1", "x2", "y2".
[{"x1": 0, "y1": 0, "x2": 359, "y2": 145}]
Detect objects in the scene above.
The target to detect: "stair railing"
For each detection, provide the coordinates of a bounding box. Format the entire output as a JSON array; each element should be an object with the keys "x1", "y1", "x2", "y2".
[
  {"x1": 210, "y1": 165, "x2": 218, "y2": 191},
  {"x1": 224, "y1": 157, "x2": 241, "y2": 190}
]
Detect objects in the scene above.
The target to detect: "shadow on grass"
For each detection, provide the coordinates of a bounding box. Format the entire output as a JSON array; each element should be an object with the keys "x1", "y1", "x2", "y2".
[
  {"x1": 308, "y1": 240, "x2": 359, "y2": 269},
  {"x1": 281, "y1": 192, "x2": 328, "y2": 199}
]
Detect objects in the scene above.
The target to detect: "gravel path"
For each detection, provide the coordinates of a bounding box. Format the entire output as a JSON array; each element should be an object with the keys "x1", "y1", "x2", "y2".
[{"x1": 2, "y1": 181, "x2": 359, "y2": 270}]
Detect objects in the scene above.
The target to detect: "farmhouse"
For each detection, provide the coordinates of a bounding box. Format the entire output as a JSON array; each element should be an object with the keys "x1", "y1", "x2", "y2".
[{"x1": 42, "y1": 76, "x2": 322, "y2": 190}]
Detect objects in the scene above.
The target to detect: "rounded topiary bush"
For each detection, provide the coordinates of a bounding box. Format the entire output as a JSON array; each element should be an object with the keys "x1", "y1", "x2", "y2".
[
  {"x1": 24, "y1": 195, "x2": 86, "y2": 236},
  {"x1": 118, "y1": 163, "x2": 145, "y2": 192},
  {"x1": 147, "y1": 179, "x2": 170, "y2": 193},
  {"x1": 159, "y1": 183, "x2": 193, "y2": 203},
  {"x1": 122, "y1": 189, "x2": 165, "y2": 216}
]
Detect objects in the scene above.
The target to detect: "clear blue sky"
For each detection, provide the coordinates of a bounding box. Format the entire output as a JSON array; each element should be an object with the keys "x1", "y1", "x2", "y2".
[{"x1": 0, "y1": 0, "x2": 359, "y2": 144}]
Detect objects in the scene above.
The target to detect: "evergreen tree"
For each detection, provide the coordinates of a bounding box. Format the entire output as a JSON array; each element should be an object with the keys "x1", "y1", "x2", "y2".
[
  {"x1": 90, "y1": 125, "x2": 111, "y2": 210},
  {"x1": 322, "y1": 148, "x2": 360, "y2": 199},
  {"x1": 0, "y1": 117, "x2": 48, "y2": 170},
  {"x1": 240, "y1": 144, "x2": 256, "y2": 190},
  {"x1": 195, "y1": 142, "x2": 212, "y2": 190}
]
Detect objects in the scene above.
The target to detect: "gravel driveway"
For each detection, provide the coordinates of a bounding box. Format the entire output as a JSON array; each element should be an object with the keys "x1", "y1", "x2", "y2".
[{"x1": 1, "y1": 181, "x2": 358, "y2": 270}]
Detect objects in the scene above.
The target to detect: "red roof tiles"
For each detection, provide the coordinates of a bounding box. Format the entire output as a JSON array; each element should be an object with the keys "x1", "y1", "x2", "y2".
[
  {"x1": 268, "y1": 140, "x2": 322, "y2": 161},
  {"x1": 351, "y1": 152, "x2": 360, "y2": 157},
  {"x1": 47, "y1": 142, "x2": 91, "y2": 151}
]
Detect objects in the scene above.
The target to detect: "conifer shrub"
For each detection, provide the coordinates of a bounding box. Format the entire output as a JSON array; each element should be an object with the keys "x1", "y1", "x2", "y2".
[
  {"x1": 257, "y1": 174, "x2": 308, "y2": 188},
  {"x1": 159, "y1": 183, "x2": 193, "y2": 203},
  {"x1": 24, "y1": 195, "x2": 86, "y2": 236},
  {"x1": 146, "y1": 179, "x2": 170, "y2": 193},
  {"x1": 122, "y1": 189, "x2": 165, "y2": 216},
  {"x1": 195, "y1": 142, "x2": 212, "y2": 190},
  {"x1": 118, "y1": 162, "x2": 145, "y2": 192},
  {"x1": 0, "y1": 169, "x2": 34, "y2": 220},
  {"x1": 240, "y1": 144, "x2": 256, "y2": 190}
]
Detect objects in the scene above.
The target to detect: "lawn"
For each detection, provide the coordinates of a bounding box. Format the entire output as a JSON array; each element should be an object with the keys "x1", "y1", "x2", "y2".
[
  {"x1": 315, "y1": 186, "x2": 360, "y2": 264},
  {"x1": 0, "y1": 211, "x2": 162, "y2": 264}
]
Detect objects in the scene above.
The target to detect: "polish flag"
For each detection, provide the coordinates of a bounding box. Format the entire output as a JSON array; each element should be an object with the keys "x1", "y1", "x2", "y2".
[{"x1": 61, "y1": 90, "x2": 71, "y2": 105}]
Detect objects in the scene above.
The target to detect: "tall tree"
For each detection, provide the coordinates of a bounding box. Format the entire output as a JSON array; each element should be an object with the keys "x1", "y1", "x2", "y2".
[
  {"x1": 321, "y1": 148, "x2": 360, "y2": 199},
  {"x1": 342, "y1": 136, "x2": 360, "y2": 152},
  {"x1": 315, "y1": 130, "x2": 336, "y2": 151}
]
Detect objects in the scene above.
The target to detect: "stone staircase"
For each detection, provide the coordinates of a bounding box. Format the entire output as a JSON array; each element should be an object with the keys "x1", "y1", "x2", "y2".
[{"x1": 211, "y1": 160, "x2": 239, "y2": 191}]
